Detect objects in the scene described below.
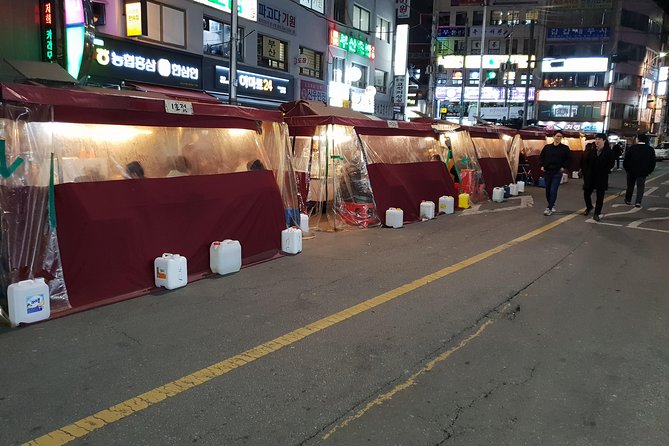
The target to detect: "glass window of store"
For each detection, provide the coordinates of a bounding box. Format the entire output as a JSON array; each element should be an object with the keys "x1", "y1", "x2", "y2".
[
  {"x1": 438, "y1": 12, "x2": 450, "y2": 26},
  {"x1": 203, "y1": 18, "x2": 244, "y2": 59},
  {"x1": 147, "y1": 2, "x2": 185, "y2": 47},
  {"x1": 332, "y1": 57, "x2": 345, "y2": 83},
  {"x1": 376, "y1": 17, "x2": 390, "y2": 43},
  {"x1": 353, "y1": 5, "x2": 370, "y2": 32},
  {"x1": 351, "y1": 62, "x2": 367, "y2": 88},
  {"x1": 455, "y1": 12, "x2": 468, "y2": 26},
  {"x1": 299, "y1": 47, "x2": 323, "y2": 80},
  {"x1": 374, "y1": 69, "x2": 387, "y2": 93},
  {"x1": 258, "y1": 35, "x2": 287, "y2": 71}
]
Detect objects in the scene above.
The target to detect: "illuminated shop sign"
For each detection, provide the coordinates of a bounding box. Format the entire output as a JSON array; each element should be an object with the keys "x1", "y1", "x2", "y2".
[
  {"x1": 300, "y1": 80, "x2": 327, "y2": 102},
  {"x1": 214, "y1": 65, "x2": 292, "y2": 101},
  {"x1": 436, "y1": 27, "x2": 466, "y2": 38},
  {"x1": 91, "y1": 36, "x2": 202, "y2": 89},
  {"x1": 547, "y1": 27, "x2": 609, "y2": 41},
  {"x1": 65, "y1": 0, "x2": 86, "y2": 79},
  {"x1": 435, "y1": 86, "x2": 535, "y2": 102},
  {"x1": 438, "y1": 54, "x2": 533, "y2": 70},
  {"x1": 538, "y1": 121, "x2": 604, "y2": 132},
  {"x1": 536, "y1": 89, "x2": 608, "y2": 102},
  {"x1": 541, "y1": 57, "x2": 609, "y2": 73},
  {"x1": 125, "y1": 0, "x2": 148, "y2": 37},
  {"x1": 329, "y1": 29, "x2": 375, "y2": 60},
  {"x1": 39, "y1": 0, "x2": 56, "y2": 61},
  {"x1": 193, "y1": 0, "x2": 258, "y2": 21}
]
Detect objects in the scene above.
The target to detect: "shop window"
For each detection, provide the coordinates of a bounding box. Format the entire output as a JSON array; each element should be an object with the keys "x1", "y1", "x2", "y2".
[
  {"x1": 203, "y1": 18, "x2": 244, "y2": 60},
  {"x1": 332, "y1": 57, "x2": 345, "y2": 83},
  {"x1": 334, "y1": 0, "x2": 346, "y2": 24},
  {"x1": 92, "y1": 1, "x2": 106, "y2": 25},
  {"x1": 374, "y1": 69, "x2": 387, "y2": 93},
  {"x1": 258, "y1": 35, "x2": 287, "y2": 71},
  {"x1": 350, "y1": 62, "x2": 367, "y2": 88},
  {"x1": 438, "y1": 12, "x2": 450, "y2": 26},
  {"x1": 146, "y1": 2, "x2": 185, "y2": 47},
  {"x1": 353, "y1": 4, "x2": 370, "y2": 32},
  {"x1": 299, "y1": 47, "x2": 323, "y2": 80},
  {"x1": 299, "y1": 0, "x2": 324, "y2": 14},
  {"x1": 455, "y1": 12, "x2": 468, "y2": 26},
  {"x1": 376, "y1": 17, "x2": 390, "y2": 43},
  {"x1": 473, "y1": 11, "x2": 483, "y2": 26}
]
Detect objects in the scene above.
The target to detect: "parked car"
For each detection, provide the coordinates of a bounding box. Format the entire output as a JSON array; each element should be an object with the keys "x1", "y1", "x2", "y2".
[{"x1": 655, "y1": 142, "x2": 669, "y2": 161}]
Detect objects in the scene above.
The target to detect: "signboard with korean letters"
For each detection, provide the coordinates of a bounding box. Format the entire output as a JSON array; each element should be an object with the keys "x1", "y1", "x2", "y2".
[{"x1": 90, "y1": 35, "x2": 201, "y2": 89}]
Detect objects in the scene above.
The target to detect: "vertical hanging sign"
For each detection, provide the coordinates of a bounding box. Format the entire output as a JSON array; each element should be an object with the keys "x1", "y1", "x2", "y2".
[
  {"x1": 397, "y1": 0, "x2": 410, "y2": 19},
  {"x1": 125, "y1": 0, "x2": 148, "y2": 37},
  {"x1": 40, "y1": 0, "x2": 56, "y2": 61}
]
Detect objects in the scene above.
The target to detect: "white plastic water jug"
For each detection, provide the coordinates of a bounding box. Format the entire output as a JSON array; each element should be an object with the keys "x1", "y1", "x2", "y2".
[
  {"x1": 385, "y1": 208, "x2": 403, "y2": 228},
  {"x1": 154, "y1": 253, "x2": 188, "y2": 290},
  {"x1": 281, "y1": 227, "x2": 302, "y2": 254},
  {"x1": 509, "y1": 183, "x2": 518, "y2": 196},
  {"x1": 299, "y1": 213, "x2": 309, "y2": 233},
  {"x1": 572, "y1": 171, "x2": 580, "y2": 179},
  {"x1": 516, "y1": 180, "x2": 525, "y2": 193},
  {"x1": 561, "y1": 172, "x2": 569, "y2": 184},
  {"x1": 492, "y1": 187, "x2": 504, "y2": 202},
  {"x1": 439, "y1": 196, "x2": 455, "y2": 214},
  {"x1": 420, "y1": 201, "x2": 435, "y2": 220},
  {"x1": 210, "y1": 240, "x2": 242, "y2": 275},
  {"x1": 8, "y1": 278, "x2": 50, "y2": 326}
]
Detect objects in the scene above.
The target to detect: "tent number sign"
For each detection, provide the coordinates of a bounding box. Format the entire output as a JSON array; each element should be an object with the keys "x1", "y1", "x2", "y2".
[{"x1": 164, "y1": 100, "x2": 193, "y2": 115}]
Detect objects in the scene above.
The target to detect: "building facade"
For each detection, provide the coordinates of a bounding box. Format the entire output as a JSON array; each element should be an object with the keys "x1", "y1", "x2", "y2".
[
  {"x1": 1, "y1": 0, "x2": 409, "y2": 118},
  {"x1": 428, "y1": 0, "x2": 669, "y2": 139}
]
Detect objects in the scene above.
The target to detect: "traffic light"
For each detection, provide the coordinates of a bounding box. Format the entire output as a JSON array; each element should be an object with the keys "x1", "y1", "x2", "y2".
[{"x1": 484, "y1": 69, "x2": 498, "y2": 85}]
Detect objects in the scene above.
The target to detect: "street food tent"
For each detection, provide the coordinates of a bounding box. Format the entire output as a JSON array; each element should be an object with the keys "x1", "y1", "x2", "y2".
[
  {"x1": 518, "y1": 129, "x2": 547, "y2": 184},
  {"x1": 281, "y1": 101, "x2": 455, "y2": 228},
  {"x1": 0, "y1": 82, "x2": 297, "y2": 316},
  {"x1": 439, "y1": 127, "x2": 487, "y2": 203},
  {"x1": 466, "y1": 126, "x2": 514, "y2": 198}
]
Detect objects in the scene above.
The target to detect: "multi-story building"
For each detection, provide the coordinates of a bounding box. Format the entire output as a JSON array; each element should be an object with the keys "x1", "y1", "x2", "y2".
[
  {"x1": 429, "y1": 0, "x2": 540, "y2": 125},
  {"x1": 427, "y1": 0, "x2": 669, "y2": 139},
  {"x1": 0, "y1": 0, "x2": 405, "y2": 118},
  {"x1": 538, "y1": 0, "x2": 667, "y2": 140}
]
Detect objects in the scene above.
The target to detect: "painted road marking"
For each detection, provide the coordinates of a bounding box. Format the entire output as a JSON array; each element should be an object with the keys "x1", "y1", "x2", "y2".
[{"x1": 22, "y1": 174, "x2": 668, "y2": 446}]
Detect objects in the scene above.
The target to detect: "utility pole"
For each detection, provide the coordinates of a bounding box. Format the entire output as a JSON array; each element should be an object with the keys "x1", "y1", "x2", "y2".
[
  {"x1": 229, "y1": 0, "x2": 238, "y2": 104},
  {"x1": 459, "y1": 51, "x2": 467, "y2": 124},
  {"x1": 476, "y1": 0, "x2": 488, "y2": 121},
  {"x1": 522, "y1": 17, "x2": 535, "y2": 127}
]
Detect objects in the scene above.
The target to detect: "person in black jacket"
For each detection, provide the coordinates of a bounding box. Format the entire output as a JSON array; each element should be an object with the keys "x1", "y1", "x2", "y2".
[
  {"x1": 623, "y1": 133, "x2": 656, "y2": 207},
  {"x1": 539, "y1": 131, "x2": 571, "y2": 215},
  {"x1": 581, "y1": 133, "x2": 615, "y2": 221}
]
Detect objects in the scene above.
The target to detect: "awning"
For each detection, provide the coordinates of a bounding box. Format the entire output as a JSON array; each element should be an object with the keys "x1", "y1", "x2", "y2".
[{"x1": 126, "y1": 82, "x2": 220, "y2": 104}]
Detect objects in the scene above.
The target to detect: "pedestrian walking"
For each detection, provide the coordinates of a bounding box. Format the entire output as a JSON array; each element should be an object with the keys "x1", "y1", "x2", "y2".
[
  {"x1": 623, "y1": 133, "x2": 656, "y2": 208},
  {"x1": 539, "y1": 131, "x2": 571, "y2": 215},
  {"x1": 581, "y1": 133, "x2": 615, "y2": 222},
  {"x1": 612, "y1": 142, "x2": 623, "y2": 170}
]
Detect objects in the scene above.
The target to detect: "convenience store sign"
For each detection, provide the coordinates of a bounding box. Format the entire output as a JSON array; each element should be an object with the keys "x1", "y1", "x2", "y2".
[{"x1": 193, "y1": 0, "x2": 257, "y2": 21}]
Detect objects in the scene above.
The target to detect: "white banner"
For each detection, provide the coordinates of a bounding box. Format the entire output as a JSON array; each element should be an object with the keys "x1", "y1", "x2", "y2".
[{"x1": 397, "y1": 0, "x2": 410, "y2": 19}]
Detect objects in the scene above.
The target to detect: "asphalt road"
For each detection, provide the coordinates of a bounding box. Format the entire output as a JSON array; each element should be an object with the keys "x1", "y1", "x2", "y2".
[{"x1": 2, "y1": 163, "x2": 668, "y2": 446}]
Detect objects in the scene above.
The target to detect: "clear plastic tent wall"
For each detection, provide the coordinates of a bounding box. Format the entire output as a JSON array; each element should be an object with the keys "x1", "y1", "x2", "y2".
[
  {"x1": 0, "y1": 107, "x2": 297, "y2": 313},
  {"x1": 443, "y1": 129, "x2": 487, "y2": 203},
  {"x1": 508, "y1": 134, "x2": 523, "y2": 180},
  {"x1": 294, "y1": 124, "x2": 378, "y2": 231},
  {"x1": 360, "y1": 135, "x2": 443, "y2": 164}
]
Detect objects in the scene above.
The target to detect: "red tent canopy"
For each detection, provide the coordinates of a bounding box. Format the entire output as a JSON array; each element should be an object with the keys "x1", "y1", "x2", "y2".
[
  {"x1": 280, "y1": 100, "x2": 436, "y2": 138},
  {"x1": 1, "y1": 83, "x2": 283, "y2": 129}
]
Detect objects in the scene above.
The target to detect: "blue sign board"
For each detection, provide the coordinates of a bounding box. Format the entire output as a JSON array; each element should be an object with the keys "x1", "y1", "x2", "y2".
[
  {"x1": 437, "y1": 27, "x2": 467, "y2": 38},
  {"x1": 547, "y1": 27, "x2": 610, "y2": 41}
]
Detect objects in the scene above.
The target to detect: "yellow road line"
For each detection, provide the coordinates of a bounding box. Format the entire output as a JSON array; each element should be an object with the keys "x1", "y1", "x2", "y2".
[
  {"x1": 23, "y1": 201, "x2": 609, "y2": 446},
  {"x1": 322, "y1": 315, "x2": 502, "y2": 440}
]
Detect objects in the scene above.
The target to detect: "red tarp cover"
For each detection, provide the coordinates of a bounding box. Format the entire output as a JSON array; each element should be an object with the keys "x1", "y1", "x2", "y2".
[
  {"x1": 367, "y1": 162, "x2": 457, "y2": 225},
  {"x1": 477, "y1": 158, "x2": 515, "y2": 197},
  {"x1": 54, "y1": 171, "x2": 285, "y2": 311},
  {"x1": 281, "y1": 100, "x2": 435, "y2": 137},
  {"x1": 1, "y1": 83, "x2": 283, "y2": 127}
]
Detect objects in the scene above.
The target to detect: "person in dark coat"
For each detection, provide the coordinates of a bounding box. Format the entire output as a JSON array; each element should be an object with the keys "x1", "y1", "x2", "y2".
[
  {"x1": 539, "y1": 131, "x2": 571, "y2": 216},
  {"x1": 623, "y1": 133, "x2": 656, "y2": 207},
  {"x1": 581, "y1": 133, "x2": 615, "y2": 221}
]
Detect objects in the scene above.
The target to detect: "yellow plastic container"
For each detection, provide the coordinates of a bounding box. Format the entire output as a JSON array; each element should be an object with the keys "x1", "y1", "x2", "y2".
[{"x1": 458, "y1": 193, "x2": 470, "y2": 209}]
